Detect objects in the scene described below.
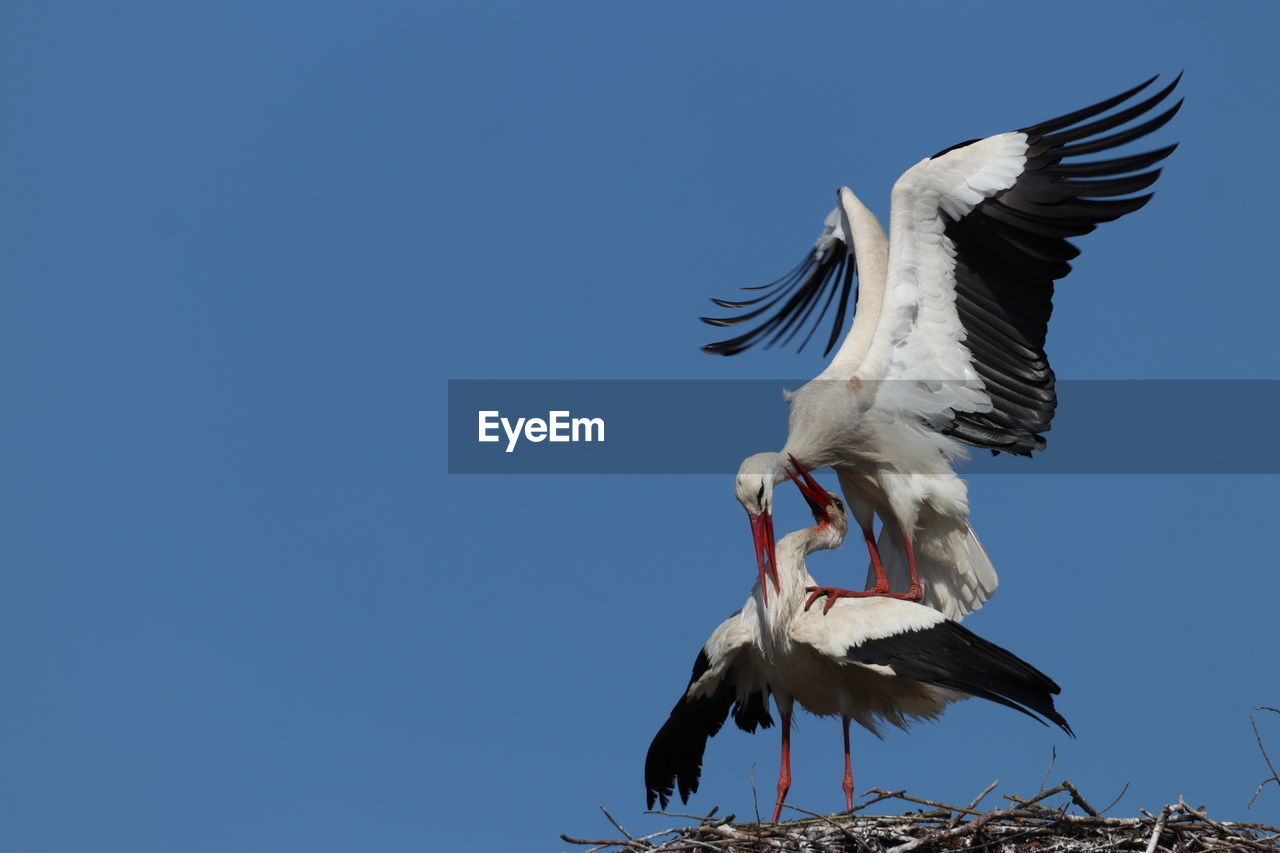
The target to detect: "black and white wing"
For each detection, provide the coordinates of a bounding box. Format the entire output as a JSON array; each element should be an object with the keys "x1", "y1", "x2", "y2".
[
  {"x1": 843, "y1": 617, "x2": 1073, "y2": 735},
  {"x1": 700, "y1": 204, "x2": 861, "y2": 357},
  {"x1": 891, "y1": 74, "x2": 1181, "y2": 454},
  {"x1": 790, "y1": 597, "x2": 1072, "y2": 733},
  {"x1": 703, "y1": 76, "x2": 1181, "y2": 456},
  {"x1": 644, "y1": 616, "x2": 771, "y2": 809}
]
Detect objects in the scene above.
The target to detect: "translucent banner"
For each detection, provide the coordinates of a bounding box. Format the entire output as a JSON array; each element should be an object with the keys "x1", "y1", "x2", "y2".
[{"x1": 446, "y1": 380, "x2": 1280, "y2": 474}]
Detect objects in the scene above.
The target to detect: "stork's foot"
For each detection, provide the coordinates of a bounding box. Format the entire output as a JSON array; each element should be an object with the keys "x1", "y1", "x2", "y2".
[{"x1": 803, "y1": 584, "x2": 924, "y2": 614}]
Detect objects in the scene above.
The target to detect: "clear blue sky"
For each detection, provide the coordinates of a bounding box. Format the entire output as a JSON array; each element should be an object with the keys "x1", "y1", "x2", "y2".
[{"x1": 3, "y1": 2, "x2": 1279, "y2": 851}]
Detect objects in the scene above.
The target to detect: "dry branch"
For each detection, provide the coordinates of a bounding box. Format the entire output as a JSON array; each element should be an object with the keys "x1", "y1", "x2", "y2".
[
  {"x1": 1252, "y1": 707, "x2": 1280, "y2": 809},
  {"x1": 564, "y1": 782, "x2": 1280, "y2": 853}
]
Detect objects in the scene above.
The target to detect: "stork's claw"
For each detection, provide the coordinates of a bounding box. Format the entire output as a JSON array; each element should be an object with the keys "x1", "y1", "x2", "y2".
[
  {"x1": 804, "y1": 586, "x2": 868, "y2": 614},
  {"x1": 804, "y1": 584, "x2": 924, "y2": 614}
]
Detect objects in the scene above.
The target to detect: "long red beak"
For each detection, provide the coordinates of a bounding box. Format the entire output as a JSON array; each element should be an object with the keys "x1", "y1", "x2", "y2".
[
  {"x1": 785, "y1": 454, "x2": 831, "y2": 523},
  {"x1": 749, "y1": 509, "x2": 779, "y2": 603}
]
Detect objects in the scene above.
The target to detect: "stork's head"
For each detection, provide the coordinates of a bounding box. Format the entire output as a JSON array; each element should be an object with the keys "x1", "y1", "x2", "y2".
[
  {"x1": 734, "y1": 452, "x2": 790, "y2": 601},
  {"x1": 734, "y1": 452, "x2": 783, "y2": 515}
]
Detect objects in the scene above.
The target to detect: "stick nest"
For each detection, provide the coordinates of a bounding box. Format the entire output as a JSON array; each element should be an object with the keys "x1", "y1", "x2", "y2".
[{"x1": 563, "y1": 782, "x2": 1280, "y2": 853}]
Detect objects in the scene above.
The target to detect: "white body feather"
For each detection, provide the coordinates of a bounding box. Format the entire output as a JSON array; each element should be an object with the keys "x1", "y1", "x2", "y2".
[
  {"x1": 691, "y1": 524, "x2": 968, "y2": 736},
  {"x1": 722, "y1": 79, "x2": 1181, "y2": 621},
  {"x1": 766, "y1": 146, "x2": 1026, "y2": 620},
  {"x1": 649, "y1": 498, "x2": 1071, "y2": 812}
]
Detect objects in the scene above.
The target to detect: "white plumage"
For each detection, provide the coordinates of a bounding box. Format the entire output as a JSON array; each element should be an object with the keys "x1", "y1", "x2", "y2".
[
  {"x1": 645, "y1": 466, "x2": 1072, "y2": 822},
  {"x1": 707, "y1": 76, "x2": 1181, "y2": 620}
]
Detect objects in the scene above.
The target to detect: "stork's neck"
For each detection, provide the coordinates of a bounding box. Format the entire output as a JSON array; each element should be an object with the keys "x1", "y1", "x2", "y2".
[
  {"x1": 756, "y1": 522, "x2": 845, "y2": 635},
  {"x1": 819, "y1": 187, "x2": 888, "y2": 377},
  {"x1": 779, "y1": 522, "x2": 844, "y2": 567}
]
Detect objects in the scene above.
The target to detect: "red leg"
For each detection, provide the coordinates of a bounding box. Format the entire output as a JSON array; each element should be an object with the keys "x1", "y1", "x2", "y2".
[
  {"x1": 806, "y1": 532, "x2": 924, "y2": 613},
  {"x1": 841, "y1": 715, "x2": 854, "y2": 811},
  {"x1": 862, "y1": 525, "x2": 889, "y2": 592},
  {"x1": 900, "y1": 535, "x2": 923, "y2": 601},
  {"x1": 771, "y1": 707, "x2": 792, "y2": 823}
]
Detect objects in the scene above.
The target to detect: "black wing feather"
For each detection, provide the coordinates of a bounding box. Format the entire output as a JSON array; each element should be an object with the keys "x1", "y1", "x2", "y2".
[
  {"x1": 644, "y1": 649, "x2": 772, "y2": 810},
  {"x1": 940, "y1": 75, "x2": 1180, "y2": 455},
  {"x1": 701, "y1": 234, "x2": 856, "y2": 357},
  {"x1": 701, "y1": 78, "x2": 1177, "y2": 458},
  {"x1": 846, "y1": 621, "x2": 1073, "y2": 736},
  {"x1": 697, "y1": 77, "x2": 1180, "y2": 458}
]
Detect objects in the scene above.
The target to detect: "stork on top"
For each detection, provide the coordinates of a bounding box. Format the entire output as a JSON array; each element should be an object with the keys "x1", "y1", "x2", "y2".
[
  {"x1": 703, "y1": 76, "x2": 1181, "y2": 618},
  {"x1": 644, "y1": 464, "x2": 1073, "y2": 822}
]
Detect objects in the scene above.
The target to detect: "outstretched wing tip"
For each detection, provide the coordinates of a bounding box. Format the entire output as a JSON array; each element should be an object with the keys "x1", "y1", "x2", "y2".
[
  {"x1": 940, "y1": 74, "x2": 1180, "y2": 454},
  {"x1": 700, "y1": 218, "x2": 857, "y2": 357},
  {"x1": 1020, "y1": 73, "x2": 1182, "y2": 143}
]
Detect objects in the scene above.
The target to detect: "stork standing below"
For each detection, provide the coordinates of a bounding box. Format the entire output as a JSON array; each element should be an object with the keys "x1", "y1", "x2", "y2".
[
  {"x1": 711, "y1": 76, "x2": 1181, "y2": 618},
  {"x1": 645, "y1": 466, "x2": 1073, "y2": 822}
]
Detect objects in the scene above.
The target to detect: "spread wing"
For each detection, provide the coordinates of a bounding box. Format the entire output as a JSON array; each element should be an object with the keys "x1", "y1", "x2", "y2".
[
  {"x1": 789, "y1": 597, "x2": 1072, "y2": 734},
  {"x1": 702, "y1": 76, "x2": 1181, "y2": 456},
  {"x1": 843, "y1": 618, "x2": 1073, "y2": 735},
  {"x1": 875, "y1": 74, "x2": 1181, "y2": 454},
  {"x1": 701, "y1": 204, "x2": 859, "y2": 357},
  {"x1": 643, "y1": 614, "x2": 771, "y2": 809}
]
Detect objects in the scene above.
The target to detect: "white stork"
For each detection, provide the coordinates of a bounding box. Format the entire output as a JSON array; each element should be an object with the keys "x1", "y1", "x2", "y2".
[
  {"x1": 645, "y1": 465, "x2": 1073, "y2": 822},
  {"x1": 708, "y1": 76, "x2": 1181, "y2": 618}
]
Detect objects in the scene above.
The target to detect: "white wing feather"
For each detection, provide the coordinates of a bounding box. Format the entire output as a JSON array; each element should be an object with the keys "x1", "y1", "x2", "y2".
[
  {"x1": 685, "y1": 608, "x2": 766, "y2": 703},
  {"x1": 869, "y1": 519, "x2": 997, "y2": 621},
  {"x1": 787, "y1": 595, "x2": 948, "y2": 662},
  {"x1": 861, "y1": 134, "x2": 1030, "y2": 424}
]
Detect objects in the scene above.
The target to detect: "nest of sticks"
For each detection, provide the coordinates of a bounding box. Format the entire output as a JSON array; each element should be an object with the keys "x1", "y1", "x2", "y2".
[{"x1": 562, "y1": 781, "x2": 1280, "y2": 853}]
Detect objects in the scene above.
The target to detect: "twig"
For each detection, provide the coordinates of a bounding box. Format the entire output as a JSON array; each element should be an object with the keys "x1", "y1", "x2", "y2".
[
  {"x1": 1250, "y1": 709, "x2": 1280, "y2": 809},
  {"x1": 873, "y1": 789, "x2": 989, "y2": 818},
  {"x1": 631, "y1": 828, "x2": 695, "y2": 845},
  {"x1": 967, "y1": 778, "x2": 1001, "y2": 811},
  {"x1": 1006, "y1": 781, "x2": 1068, "y2": 810},
  {"x1": 560, "y1": 834, "x2": 628, "y2": 848},
  {"x1": 964, "y1": 821, "x2": 1060, "y2": 853},
  {"x1": 780, "y1": 802, "x2": 866, "y2": 847},
  {"x1": 749, "y1": 763, "x2": 761, "y2": 826},
  {"x1": 1145, "y1": 804, "x2": 1175, "y2": 853},
  {"x1": 1039, "y1": 745, "x2": 1057, "y2": 792},
  {"x1": 886, "y1": 804, "x2": 1006, "y2": 853},
  {"x1": 1179, "y1": 797, "x2": 1266, "y2": 851},
  {"x1": 600, "y1": 805, "x2": 636, "y2": 841},
  {"x1": 950, "y1": 779, "x2": 1000, "y2": 828},
  {"x1": 564, "y1": 780, "x2": 1280, "y2": 852},
  {"x1": 1061, "y1": 779, "x2": 1101, "y2": 816},
  {"x1": 860, "y1": 788, "x2": 914, "y2": 813},
  {"x1": 644, "y1": 808, "x2": 721, "y2": 822},
  {"x1": 1099, "y1": 781, "x2": 1132, "y2": 816}
]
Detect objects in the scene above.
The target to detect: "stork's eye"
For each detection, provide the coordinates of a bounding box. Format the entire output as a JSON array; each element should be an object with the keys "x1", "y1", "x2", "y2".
[
  {"x1": 756, "y1": 483, "x2": 765, "y2": 504},
  {"x1": 831, "y1": 496, "x2": 845, "y2": 512}
]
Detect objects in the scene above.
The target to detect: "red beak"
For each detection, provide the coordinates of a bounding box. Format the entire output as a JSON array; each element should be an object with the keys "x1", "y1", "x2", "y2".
[
  {"x1": 785, "y1": 454, "x2": 831, "y2": 523},
  {"x1": 749, "y1": 509, "x2": 779, "y2": 603}
]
